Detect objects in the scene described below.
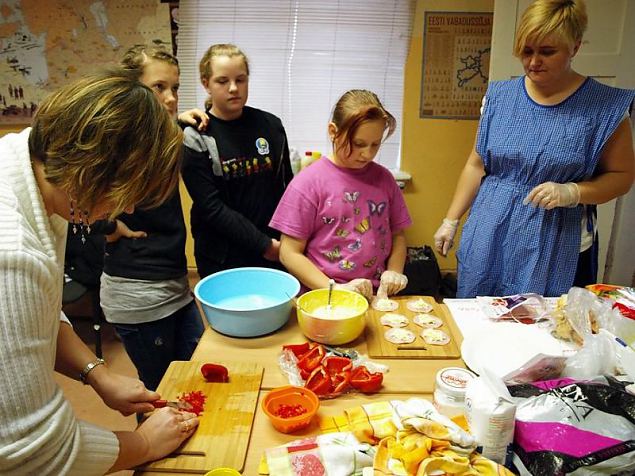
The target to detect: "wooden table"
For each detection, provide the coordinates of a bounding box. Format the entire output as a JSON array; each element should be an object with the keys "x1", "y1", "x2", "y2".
[{"x1": 137, "y1": 297, "x2": 466, "y2": 475}]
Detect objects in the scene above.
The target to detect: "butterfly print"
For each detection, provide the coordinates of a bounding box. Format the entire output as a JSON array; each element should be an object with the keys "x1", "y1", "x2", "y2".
[
  {"x1": 363, "y1": 256, "x2": 377, "y2": 268},
  {"x1": 343, "y1": 191, "x2": 360, "y2": 203},
  {"x1": 335, "y1": 228, "x2": 350, "y2": 238},
  {"x1": 348, "y1": 239, "x2": 362, "y2": 252},
  {"x1": 368, "y1": 200, "x2": 387, "y2": 216},
  {"x1": 354, "y1": 217, "x2": 370, "y2": 234},
  {"x1": 323, "y1": 246, "x2": 341, "y2": 262},
  {"x1": 339, "y1": 260, "x2": 356, "y2": 271},
  {"x1": 322, "y1": 216, "x2": 336, "y2": 225}
]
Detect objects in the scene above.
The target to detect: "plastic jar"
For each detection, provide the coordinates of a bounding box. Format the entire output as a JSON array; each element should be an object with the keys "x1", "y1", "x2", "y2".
[{"x1": 433, "y1": 367, "x2": 476, "y2": 418}]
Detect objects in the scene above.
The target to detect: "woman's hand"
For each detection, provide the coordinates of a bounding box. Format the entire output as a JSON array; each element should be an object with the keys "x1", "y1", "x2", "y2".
[
  {"x1": 377, "y1": 271, "x2": 408, "y2": 298},
  {"x1": 87, "y1": 366, "x2": 159, "y2": 415},
  {"x1": 136, "y1": 408, "x2": 199, "y2": 462},
  {"x1": 434, "y1": 218, "x2": 459, "y2": 256},
  {"x1": 523, "y1": 182, "x2": 580, "y2": 210},
  {"x1": 335, "y1": 278, "x2": 373, "y2": 301},
  {"x1": 263, "y1": 239, "x2": 281, "y2": 261},
  {"x1": 178, "y1": 108, "x2": 209, "y2": 131},
  {"x1": 106, "y1": 219, "x2": 147, "y2": 243}
]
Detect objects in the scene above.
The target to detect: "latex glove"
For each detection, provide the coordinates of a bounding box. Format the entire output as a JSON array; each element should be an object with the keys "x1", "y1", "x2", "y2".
[
  {"x1": 136, "y1": 407, "x2": 199, "y2": 463},
  {"x1": 434, "y1": 218, "x2": 459, "y2": 257},
  {"x1": 177, "y1": 108, "x2": 209, "y2": 131},
  {"x1": 87, "y1": 366, "x2": 159, "y2": 416},
  {"x1": 335, "y1": 278, "x2": 373, "y2": 302},
  {"x1": 523, "y1": 182, "x2": 580, "y2": 210},
  {"x1": 377, "y1": 270, "x2": 408, "y2": 298}
]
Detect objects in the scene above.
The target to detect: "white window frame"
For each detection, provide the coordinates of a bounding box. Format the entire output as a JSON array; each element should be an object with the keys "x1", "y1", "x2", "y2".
[{"x1": 177, "y1": 0, "x2": 413, "y2": 171}]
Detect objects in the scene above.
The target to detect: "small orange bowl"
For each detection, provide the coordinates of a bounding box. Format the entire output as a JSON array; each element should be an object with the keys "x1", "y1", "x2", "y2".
[{"x1": 262, "y1": 386, "x2": 319, "y2": 433}]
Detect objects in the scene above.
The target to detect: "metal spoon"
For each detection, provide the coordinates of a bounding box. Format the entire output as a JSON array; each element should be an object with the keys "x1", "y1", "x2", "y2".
[{"x1": 327, "y1": 279, "x2": 335, "y2": 314}]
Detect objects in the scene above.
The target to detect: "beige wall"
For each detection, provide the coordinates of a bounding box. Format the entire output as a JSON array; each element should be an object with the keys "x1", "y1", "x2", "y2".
[{"x1": 401, "y1": 0, "x2": 494, "y2": 271}]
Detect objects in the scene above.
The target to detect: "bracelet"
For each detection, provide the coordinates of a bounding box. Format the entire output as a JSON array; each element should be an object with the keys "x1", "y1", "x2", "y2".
[{"x1": 79, "y1": 358, "x2": 105, "y2": 384}]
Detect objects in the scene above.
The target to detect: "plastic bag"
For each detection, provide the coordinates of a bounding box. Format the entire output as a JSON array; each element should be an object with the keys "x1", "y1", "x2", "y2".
[
  {"x1": 279, "y1": 342, "x2": 388, "y2": 399},
  {"x1": 508, "y1": 376, "x2": 635, "y2": 475},
  {"x1": 476, "y1": 294, "x2": 548, "y2": 324}
]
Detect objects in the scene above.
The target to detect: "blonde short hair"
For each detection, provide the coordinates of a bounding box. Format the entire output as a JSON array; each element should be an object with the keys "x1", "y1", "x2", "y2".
[
  {"x1": 29, "y1": 69, "x2": 183, "y2": 218},
  {"x1": 331, "y1": 89, "x2": 396, "y2": 157},
  {"x1": 514, "y1": 0, "x2": 587, "y2": 57}
]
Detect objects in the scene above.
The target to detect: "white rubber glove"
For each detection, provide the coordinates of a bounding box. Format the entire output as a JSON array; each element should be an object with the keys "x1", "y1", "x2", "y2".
[
  {"x1": 376, "y1": 270, "x2": 408, "y2": 299},
  {"x1": 335, "y1": 278, "x2": 373, "y2": 302},
  {"x1": 523, "y1": 182, "x2": 580, "y2": 210},
  {"x1": 434, "y1": 218, "x2": 459, "y2": 257}
]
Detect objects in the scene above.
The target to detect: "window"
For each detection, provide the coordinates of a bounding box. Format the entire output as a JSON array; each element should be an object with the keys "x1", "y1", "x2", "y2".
[{"x1": 178, "y1": 0, "x2": 413, "y2": 171}]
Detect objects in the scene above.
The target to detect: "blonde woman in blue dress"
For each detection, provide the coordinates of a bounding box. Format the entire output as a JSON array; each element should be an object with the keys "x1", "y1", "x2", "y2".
[{"x1": 434, "y1": 0, "x2": 635, "y2": 298}]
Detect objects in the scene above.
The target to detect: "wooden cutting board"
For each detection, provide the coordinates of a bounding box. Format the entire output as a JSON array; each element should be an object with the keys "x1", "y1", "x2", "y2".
[
  {"x1": 365, "y1": 296, "x2": 461, "y2": 359},
  {"x1": 138, "y1": 360, "x2": 263, "y2": 474}
]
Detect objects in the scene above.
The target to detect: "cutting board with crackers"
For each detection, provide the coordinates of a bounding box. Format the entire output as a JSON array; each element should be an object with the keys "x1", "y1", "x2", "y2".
[
  {"x1": 137, "y1": 360, "x2": 263, "y2": 473},
  {"x1": 365, "y1": 296, "x2": 461, "y2": 359}
]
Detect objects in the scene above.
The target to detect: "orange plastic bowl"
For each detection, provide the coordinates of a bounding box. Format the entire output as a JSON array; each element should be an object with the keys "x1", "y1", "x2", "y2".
[{"x1": 262, "y1": 386, "x2": 319, "y2": 433}]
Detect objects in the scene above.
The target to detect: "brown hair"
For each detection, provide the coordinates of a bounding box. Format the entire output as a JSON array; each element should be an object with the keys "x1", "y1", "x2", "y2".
[
  {"x1": 29, "y1": 69, "x2": 183, "y2": 218},
  {"x1": 330, "y1": 89, "x2": 396, "y2": 157},
  {"x1": 120, "y1": 43, "x2": 179, "y2": 76},
  {"x1": 199, "y1": 43, "x2": 249, "y2": 109},
  {"x1": 514, "y1": 0, "x2": 587, "y2": 56}
]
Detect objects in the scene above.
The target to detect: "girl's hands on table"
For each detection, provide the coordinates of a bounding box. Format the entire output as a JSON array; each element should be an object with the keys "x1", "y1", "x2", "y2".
[
  {"x1": 335, "y1": 278, "x2": 373, "y2": 301},
  {"x1": 136, "y1": 407, "x2": 199, "y2": 461},
  {"x1": 377, "y1": 270, "x2": 408, "y2": 298}
]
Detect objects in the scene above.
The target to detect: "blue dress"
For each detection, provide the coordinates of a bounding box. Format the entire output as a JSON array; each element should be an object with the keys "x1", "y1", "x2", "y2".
[{"x1": 457, "y1": 77, "x2": 635, "y2": 297}]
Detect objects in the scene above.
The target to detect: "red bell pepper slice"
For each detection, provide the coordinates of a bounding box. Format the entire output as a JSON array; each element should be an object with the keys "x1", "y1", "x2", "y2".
[
  {"x1": 350, "y1": 365, "x2": 383, "y2": 393},
  {"x1": 331, "y1": 369, "x2": 351, "y2": 394},
  {"x1": 282, "y1": 342, "x2": 312, "y2": 360},
  {"x1": 322, "y1": 356, "x2": 352, "y2": 376},
  {"x1": 297, "y1": 344, "x2": 325, "y2": 373},
  {"x1": 200, "y1": 363, "x2": 229, "y2": 383},
  {"x1": 305, "y1": 366, "x2": 332, "y2": 395}
]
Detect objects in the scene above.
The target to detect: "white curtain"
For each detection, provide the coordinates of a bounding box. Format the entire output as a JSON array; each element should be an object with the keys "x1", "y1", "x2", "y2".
[{"x1": 177, "y1": 0, "x2": 413, "y2": 170}]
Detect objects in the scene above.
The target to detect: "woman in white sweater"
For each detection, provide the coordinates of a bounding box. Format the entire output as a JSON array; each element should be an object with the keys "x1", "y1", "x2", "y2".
[{"x1": 0, "y1": 71, "x2": 199, "y2": 475}]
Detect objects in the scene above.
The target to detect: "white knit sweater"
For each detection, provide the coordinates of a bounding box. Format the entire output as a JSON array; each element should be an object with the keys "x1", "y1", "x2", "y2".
[{"x1": 0, "y1": 129, "x2": 119, "y2": 475}]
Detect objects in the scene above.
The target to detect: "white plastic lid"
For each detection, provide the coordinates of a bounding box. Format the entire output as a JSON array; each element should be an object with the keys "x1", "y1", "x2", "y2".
[{"x1": 435, "y1": 367, "x2": 477, "y2": 397}]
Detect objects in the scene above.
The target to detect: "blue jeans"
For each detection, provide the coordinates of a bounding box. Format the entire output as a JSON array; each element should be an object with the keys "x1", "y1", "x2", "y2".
[{"x1": 114, "y1": 300, "x2": 204, "y2": 391}]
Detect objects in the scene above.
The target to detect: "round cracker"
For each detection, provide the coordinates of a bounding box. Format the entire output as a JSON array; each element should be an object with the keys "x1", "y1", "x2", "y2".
[
  {"x1": 413, "y1": 313, "x2": 443, "y2": 329},
  {"x1": 420, "y1": 328, "x2": 450, "y2": 346},
  {"x1": 380, "y1": 313, "x2": 409, "y2": 328},
  {"x1": 406, "y1": 298, "x2": 434, "y2": 313},
  {"x1": 372, "y1": 297, "x2": 399, "y2": 312},
  {"x1": 384, "y1": 328, "x2": 416, "y2": 344}
]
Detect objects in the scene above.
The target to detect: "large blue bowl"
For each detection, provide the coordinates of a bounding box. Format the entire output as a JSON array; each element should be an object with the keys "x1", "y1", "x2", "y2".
[{"x1": 194, "y1": 267, "x2": 301, "y2": 337}]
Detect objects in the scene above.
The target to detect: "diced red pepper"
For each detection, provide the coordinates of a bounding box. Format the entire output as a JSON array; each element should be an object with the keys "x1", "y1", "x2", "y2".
[
  {"x1": 297, "y1": 344, "x2": 325, "y2": 373},
  {"x1": 349, "y1": 365, "x2": 383, "y2": 393},
  {"x1": 273, "y1": 403, "x2": 308, "y2": 418},
  {"x1": 282, "y1": 342, "x2": 312, "y2": 360},
  {"x1": 178, "y1": 390, "x2": 207, "y2": 415},
  {"x1": 305, "y1": 366, "x2": 332, "y2": 395},
  {"x1": 200, "y1": 363, "x2": 229, "y2": 383}
]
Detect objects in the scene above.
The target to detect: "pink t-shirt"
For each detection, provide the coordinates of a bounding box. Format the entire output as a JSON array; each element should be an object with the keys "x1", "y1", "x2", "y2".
[{"x1": 270, "y1": 157, "x2": 412, "y2": 288}]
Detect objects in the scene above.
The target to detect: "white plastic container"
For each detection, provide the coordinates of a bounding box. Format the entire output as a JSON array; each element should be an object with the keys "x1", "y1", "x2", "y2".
[{"x1": 433, "y1": 367, "x2": 476, "y2": 418}]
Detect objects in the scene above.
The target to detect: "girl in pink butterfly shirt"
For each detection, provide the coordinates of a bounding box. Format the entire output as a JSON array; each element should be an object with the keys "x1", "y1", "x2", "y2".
[{"x1": 270, "y1": 90, "x2": 412, "y2": 300}]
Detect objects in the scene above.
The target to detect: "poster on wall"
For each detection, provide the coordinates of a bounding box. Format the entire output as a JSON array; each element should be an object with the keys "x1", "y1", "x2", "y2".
[
  {"x1": 420, "y1": 12, "x2": 493, "y2": 120},
  {"x1": 0, "y1": 0, "x2": 172, "y2": 125}
]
